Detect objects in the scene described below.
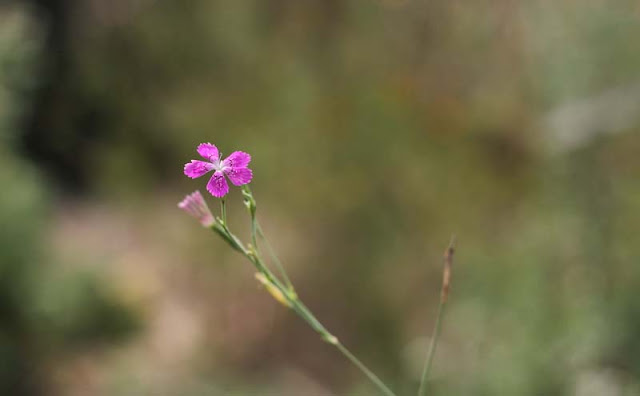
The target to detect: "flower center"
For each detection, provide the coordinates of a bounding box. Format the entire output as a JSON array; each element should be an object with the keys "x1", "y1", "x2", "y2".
[{"x1": 211, "y1": 158, "x2": 227, "y2": 172}]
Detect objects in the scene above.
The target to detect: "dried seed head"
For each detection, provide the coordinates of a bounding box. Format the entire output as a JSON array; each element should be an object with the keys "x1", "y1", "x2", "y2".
[{"x1": 441, "y1": 235, "x2": 456, "y2": 303}]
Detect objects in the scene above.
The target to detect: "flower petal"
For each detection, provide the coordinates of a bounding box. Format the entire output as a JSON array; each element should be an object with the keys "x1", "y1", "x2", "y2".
[
  {"x1": 197, "y1": 143, "x2": 220, "y2": 162},
  {"x1": 184, "y1": 160, "x2": 214, "y2": 178},
  {"x1": 206, "y1": 171, "x2": 229, "y2": 197},
  {"x1": 224, "y1": 167, "x2": 253, "y2": 186},
  {"x1": 222, "y1": 151, "x2": 251, "y2": 169}
]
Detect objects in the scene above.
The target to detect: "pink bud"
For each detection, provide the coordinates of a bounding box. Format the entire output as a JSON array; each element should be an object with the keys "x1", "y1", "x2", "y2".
[{"x1": 178, "y1": 190, "x2": 215, "y2": 227}]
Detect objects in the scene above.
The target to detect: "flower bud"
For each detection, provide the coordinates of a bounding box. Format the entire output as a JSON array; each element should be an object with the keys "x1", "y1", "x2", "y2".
[{"x1": 178, "y1": 190, "x2": 215, "y2": 227}]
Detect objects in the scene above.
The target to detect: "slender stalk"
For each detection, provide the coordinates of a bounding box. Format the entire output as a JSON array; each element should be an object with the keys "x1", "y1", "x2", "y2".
[
  {"x1": 417, "y1": 300, "x2": 445, "y2": 396},
  {"x1": 335, "y1": 342, "x2": 397, "y2": 396},
  {"x1": 256, "y1": 221, "x2": 294, "y2": 291},
  {"x1": 220, "y1": 197, "x2": 228, "y2": 225},
  {"x1": 250, "y1": 214, "x2": 259, "y2": 253},
  {"x1": 285, "y1": 288, "x2": 396, "y2": 396},
  {"x1": 214, "y1": 222, "x2": 397, "y2": 396},
  {"x1": 417, "y1": 237, "x2": 455, "y2": 396},
  {"x1": 210, "y1": 187, "x2": 398, "y2": 396},
  {"x1": 290, "y1": 299, "x2": 332, "y2": 336},
  {"x1": 242, "y1": 185, "x2": 294, "y2": 291}
]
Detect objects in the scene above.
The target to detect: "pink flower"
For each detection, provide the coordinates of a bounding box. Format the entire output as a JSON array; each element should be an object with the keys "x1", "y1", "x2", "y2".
[
  {"x1": 184, "y1": 143, "x2": 253, "y2": 197},
  {"x1": 178, "y1": 190, "x2": 215, "y2": 227}
]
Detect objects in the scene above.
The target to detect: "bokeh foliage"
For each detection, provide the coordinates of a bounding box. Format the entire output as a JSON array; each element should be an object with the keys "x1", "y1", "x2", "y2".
[
  {"x1": 4, "y1": 0, "x2": 640, "y2": 394},
  {"x1": 1, "y1": 5, "x2": 139, "y2": 395}
]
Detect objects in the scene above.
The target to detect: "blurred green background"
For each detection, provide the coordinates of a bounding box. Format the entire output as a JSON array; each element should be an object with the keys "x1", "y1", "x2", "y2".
[{"x1": 2, "y1": 1, "x2": 640, "y2": 395}]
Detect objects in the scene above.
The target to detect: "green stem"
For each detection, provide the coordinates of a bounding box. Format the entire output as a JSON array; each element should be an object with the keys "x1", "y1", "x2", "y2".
[
  {"x1": 211, "y1": 223, "x2": 245, "y2": 254},
  {"x1": 251, "y1": 215, "x2": 259, "y2": 253},
  {"x1": 418, "y1": 237, "x2": 455, "y2": 396},
  {"x1": 284, "y1": 291, "x2": 396, "y2": 396},
  {"x1": 214, "y1": 223, "x2": 396, "y2": 396},
  {"x1": 335, "y1": 342, "x2": 397, "y2": 396},
  {"x1": 417, "y1": 299, "x2": 446, "y2": 396},
  {"x1": 220, "y1": 197, "x2": 228, "y2": 226},
  {"x1": 241, "y1": 185, "x2": 294, "y2": 291},
  {"x1": 256, "y1": 221, "x2": 294, "y2": 291},
  {"x1": 290, "y1": 299, "x2": 331, "y2": 335}
]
